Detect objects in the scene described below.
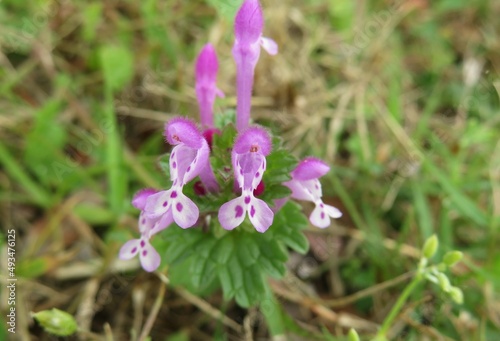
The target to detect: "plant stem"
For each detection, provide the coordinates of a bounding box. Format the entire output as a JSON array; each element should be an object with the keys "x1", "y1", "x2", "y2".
[{"x1": 375, "y1": 274, "x2": 422, "y2": 340}]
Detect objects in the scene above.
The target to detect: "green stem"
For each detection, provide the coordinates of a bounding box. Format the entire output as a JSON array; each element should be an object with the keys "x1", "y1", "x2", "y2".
[
  {"x1": 0, "y1": 142, "x2": 52, "y2": 207},
  {"x1": 375, "y1": 274, "x2": 422, "y2": 340}
]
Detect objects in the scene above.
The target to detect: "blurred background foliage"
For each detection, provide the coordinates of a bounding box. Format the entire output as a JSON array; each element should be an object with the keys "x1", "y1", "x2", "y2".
[{"x1": 0, "y1": 0, "x2": 499, "y2": 339}]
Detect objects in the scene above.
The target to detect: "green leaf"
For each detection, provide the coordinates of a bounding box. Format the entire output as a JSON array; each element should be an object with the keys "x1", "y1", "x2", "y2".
[
  {"x1": 99, "y1": 45, "x2": 134, "y2": 92},
  {"x1": 270, "y1": 201, "x2": 310, "y2": 254},
  {"x1": 24, "y1": 98, "x2": 67, "y2": 186},
  {"x1": 81, "y1": 3, "x2": 103, "y2": 42}
]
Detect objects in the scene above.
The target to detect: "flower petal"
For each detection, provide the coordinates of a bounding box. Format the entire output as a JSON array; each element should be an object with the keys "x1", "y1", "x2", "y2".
[
  {"x1": 164, "y1": 117, "x2": 204, "y2": 149},
  {"x1": 218, "y1": 196, "x2": 246, "y2": 230},
  {"x1": 309, "y1": 204, "x2": 331, "y2": 228},
  {"x1": 260, "y1": 37, "x2": 278, "y2": 55},
  {"x1": 170, "y1": 144, "x2": 197, "y2": 183},
  {"x1": 283, "y1": 179, "x2": 314, "y2": 202},
  {"x1": 144, "y1": 190, "x2": 172, "y2": 219},
  {"x1": 233, "y1": 126, "x2": 272, "y2": 156},
  {"x1": 291, "y1": 157, "x2": 330, "y2": 181},
  {"x1": 139, "y1": 241, "x2": 161, "y2": 272},
  {"x1": 138, "y1": 211, "x2": 158, "y2": 234},
  {"x1": 150, "y1": 209, "x2": 174, "y2": 236},
  {"x1": 119, "y1": 239, "x2": 140, "y2": 260},
  {"x1": 195, "y1": 43, "x2": 218, "y2": 84},
  {"x1": 247, "y1": 196, "x2": 274, "y2": 233},
  {"x1": 325, "y1": 204, "x2": 342, "y2": 219},
  {"x1": 132, "y1": 188, "x2": 158, "y2": 210},
  {"x1": 171, "y1": 191, "x2": 199, "y2": 229},
  {"x1": 234, "y1": 0, "x2": 263, "y2": 44}
]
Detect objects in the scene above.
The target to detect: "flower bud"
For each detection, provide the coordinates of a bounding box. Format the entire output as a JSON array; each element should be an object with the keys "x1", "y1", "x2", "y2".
[
  {"x1": 32, "y1": 308, "x2": 78, "y2": 336},
  {"x1": 348, "y1": 328, "x2": 360, "y2": 341},
  {"x1": 449, "y1": 286, "x2": 464, "y2": 304},
  {"x1": 443, "y1": 251, "x2": 463, "y2": 267},
  {"x1": 422, "y1": 234, "x2": 439, "y2": 259}
]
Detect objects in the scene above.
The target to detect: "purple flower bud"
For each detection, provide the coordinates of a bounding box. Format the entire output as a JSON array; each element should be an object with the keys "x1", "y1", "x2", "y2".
[
  {"x1": 234, "y1": 0, "x2": 263, "y2": 44},
  {"x1": 218, "y1": 126, "x2": 274, "y2": 232},
  {"x1": 232, "y1": 0, "x2": 278, "y2": 132},
  {"x1": 195, "y1": 44, "x2": 224, "y2": 128},
  {"x1": 284, "y1": 157, "x2": 342, "y2": 228}
]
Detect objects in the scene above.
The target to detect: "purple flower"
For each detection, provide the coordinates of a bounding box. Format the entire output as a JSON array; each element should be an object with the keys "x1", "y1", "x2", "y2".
[
  {"x1": 119, "y1": 189, "x2": 173, "y2": 272},
  {"x1": 283, "y1": 158, "x2": 342, "y2": 228},
  {"x1": 218, "y1": 127, "x2": 274, "y2": 232},
  {"x1": 233, "y1": 0, "x2": 278, "y2": 132},
  {"x1": 144, "y1": 118, "x2": 210, "y2": 229},
  {"x1": 195, "y1": 44, "x2": 224, "y2": 129}
]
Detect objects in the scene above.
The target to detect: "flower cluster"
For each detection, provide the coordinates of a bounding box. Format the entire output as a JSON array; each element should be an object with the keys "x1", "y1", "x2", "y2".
[{"x1": 120, "y1": 0, "x2": 341, "y2": 272}]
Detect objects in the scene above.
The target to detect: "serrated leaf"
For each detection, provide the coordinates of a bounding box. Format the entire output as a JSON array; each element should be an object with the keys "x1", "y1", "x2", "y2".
[{"x1": 270, "y1": 201, "x2": 310, "y2": 254}]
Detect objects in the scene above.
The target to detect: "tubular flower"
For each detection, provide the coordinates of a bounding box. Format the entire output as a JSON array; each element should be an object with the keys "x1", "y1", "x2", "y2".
[
  {"x1": 233, "y1": 0, "x2": 278, "y2": 132},
  {"x1": 218, "y1": 127, "x2": 274, "y2": 232},
  {"x1": 283, "y1": 157, "x2": 342, "y2": 228},
  {"x1": 195, "y1": 43, "x2": 224, "y2": 129},
  {"x1": 144, "y1": 118, "x2": 209, "y2": 229},
  {"x1": 119, "y1": 189, "x2": 173, "y2": 272},
  {"x1": 195, "y1": 44, "x2": 223, "y2": 193}
]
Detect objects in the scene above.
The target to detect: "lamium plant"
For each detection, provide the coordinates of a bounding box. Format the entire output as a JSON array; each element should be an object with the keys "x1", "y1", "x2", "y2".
[{"x1": 119, "y1": 0, "x2": 342, "y2": 307}]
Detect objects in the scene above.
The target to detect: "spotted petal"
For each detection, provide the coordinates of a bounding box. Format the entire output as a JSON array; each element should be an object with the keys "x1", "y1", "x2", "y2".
[
  {"x1": 144, "y1": 190, "x2": 172, "y2": 219},
  {"x1": 170, "y1": 190, "x2": 199, "y2": 229},
  {"x1": 218, "y1": 196, "x2": 246, "y2": 230},
  {"x1": 247, "y1": 196, "x2": 274, "y2": 233},
  {"x1": 309, "y1": 203, "x2": 342, "y2": 228},
  {"x1": 119, "y1": 239, "x2": 140, "y2": 260},
  {"x1": 139, "y1": 240, "x2": 161, "y2": 272}
]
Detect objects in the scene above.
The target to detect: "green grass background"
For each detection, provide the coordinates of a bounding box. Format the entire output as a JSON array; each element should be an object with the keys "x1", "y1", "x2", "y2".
[{"x1": 0, "y1": 0, "x2": 499, "y2": 339}]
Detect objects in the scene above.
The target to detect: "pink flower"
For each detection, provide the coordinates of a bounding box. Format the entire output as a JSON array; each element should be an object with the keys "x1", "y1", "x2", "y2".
[
  {"x1": 233, "y1": 0, "x2": 278, "y2": 132},
  {"x1": 284, "y1": 158, "x2": 342, "y2": 228},
  {"x1": 218, "y1": 127, "x2": 274, "y2": 232},
  {"x1": 119, "y1": 189, "x2": 173, "y2": 272},
  {"x1": 195, "y1": 44, "x2": 224, "y2": 129},
  {"x1": 144, "y1": 118, "x2": 209, "y2": 229}
]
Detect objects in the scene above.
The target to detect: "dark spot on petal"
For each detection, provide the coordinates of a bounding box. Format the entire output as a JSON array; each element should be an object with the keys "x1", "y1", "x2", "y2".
[
  {"x1": 321, "y1": 212, "x2": 325, "y2": 219},
  {"x1": 176, "y1": 202, "x2": 183, "y2": 212},
  {"x1": 162, "y1": 201, "x2": 168, "y2": 207},
  {"x1": 250, "y1": 205, "x2": 256, "y2": 218},
  {"x1": 320, "y1": 203, "x2": 324, "y2": 208},
  {"x1": 244, "y1": 196, "x2": 251, "y2": 204},
  {"x1": 235, "y1": 205, "x2": 244, "y2": 218},
  {"x1": 131, "y1": 247, "x2": 137, "y2": 254},
  {"x1": 142, "y1": 250, "x2": 148, "y2": 256},
  {"x1": 173, "y1": 162, "x2": 177, "y2": 169},
  {"x1": 255, "y1": 172, "x2": 260, "y2": 178},
  {"x1": 141, "y1": 219, "x2": 146, "y2": 224},
  {"x1": 140, "y1": 240, "x2": 145, "y2": 248},
  {"x1": 171, "y1": 191, "x2": 177, "y2": 198},
  {"x1": 172, "y1": 152, "x2": 176, "y2": 158}
]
